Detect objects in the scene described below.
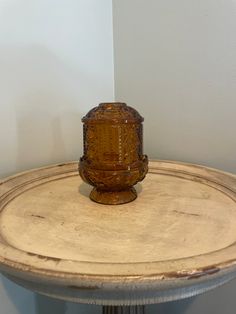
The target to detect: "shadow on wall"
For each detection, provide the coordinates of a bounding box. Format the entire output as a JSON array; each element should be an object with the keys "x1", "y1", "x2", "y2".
[
  {"x1": 16, "y1": 103, "x2": 83, "y2": 171},
  {"x1": 147, "y1": 277, "x2": 236, "y2": 314},
  {"x1": 147, "y1": 297, "x2": 193, "y2": 314},
  {"x1": 35, "y1": 294, "x2": 67, "y2": 314},
  {"x1": 35, "y1": 294, "x2": 101, "y2": 314},
  {"x1": 0, "y1": 275, "x2": 35, "y2": 314},
  {"x1": 0, "y1": 44, "x2": 85, "y2": 177},
  {"x1": 0, "y1": 275, "x2": 101, "y2": 314},
  {"x1": 34, "y1": 295, "x2": 192, "y2": 314}
]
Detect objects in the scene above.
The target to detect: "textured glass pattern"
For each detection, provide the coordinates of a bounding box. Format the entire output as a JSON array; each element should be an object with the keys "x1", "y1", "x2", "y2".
[{"x1": 79, "y1": 103, "x2": 148, "y2": 204}]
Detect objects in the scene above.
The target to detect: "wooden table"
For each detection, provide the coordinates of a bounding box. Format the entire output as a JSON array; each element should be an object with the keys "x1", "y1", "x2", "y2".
[{"x1": 0, "y1": 160, "x2": 236, "y2": 313}]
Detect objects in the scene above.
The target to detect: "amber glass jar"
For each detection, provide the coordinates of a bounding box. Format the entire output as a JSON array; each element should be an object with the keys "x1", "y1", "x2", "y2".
[{"x1": 79, "y1": 102, "x2": 148, "y2": 205}]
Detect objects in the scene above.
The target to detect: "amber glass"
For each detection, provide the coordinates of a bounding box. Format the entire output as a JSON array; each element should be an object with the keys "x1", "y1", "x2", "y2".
[{"x1": 79, "y1": 102, "x2": 148, "y2": 205}]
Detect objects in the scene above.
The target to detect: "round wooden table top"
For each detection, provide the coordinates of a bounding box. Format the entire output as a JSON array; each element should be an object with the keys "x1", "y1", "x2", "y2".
[{"x1": 0, "y1": 160, "x2": 236, "y2": 305}]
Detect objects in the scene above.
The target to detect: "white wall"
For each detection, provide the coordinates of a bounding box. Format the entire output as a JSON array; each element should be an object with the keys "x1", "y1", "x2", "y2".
[
  {"x1": 0, "y1": 0, "x2": 113, "y2": 313},
  {"x1": 113, "y1": 0, "x2": 236, "y2": 173},
  {"x1": 0, "y1": 0, "x2": 114, "y2": 178},
  {"x1": 113, "y1": 0, "x2": 236, "y2": 313}
]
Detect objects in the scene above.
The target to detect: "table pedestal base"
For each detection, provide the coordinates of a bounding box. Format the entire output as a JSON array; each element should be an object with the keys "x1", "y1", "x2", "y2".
[{"x1": 103, "y1": 306, "x2": 145, "y2": 314}]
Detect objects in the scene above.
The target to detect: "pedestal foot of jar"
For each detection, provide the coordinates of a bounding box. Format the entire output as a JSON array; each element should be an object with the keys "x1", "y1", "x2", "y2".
[{"x1": 90, "y1": 187, "x2": 137, "y2": 205}]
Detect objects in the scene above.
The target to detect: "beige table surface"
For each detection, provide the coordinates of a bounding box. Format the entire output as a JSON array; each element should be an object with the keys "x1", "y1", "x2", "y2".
[{"x1": 0, "y1": 160, "x2": 236, "y2": 306}]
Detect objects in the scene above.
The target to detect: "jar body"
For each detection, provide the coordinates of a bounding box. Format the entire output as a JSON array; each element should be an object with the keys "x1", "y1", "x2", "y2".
[{"x1": 79, "y1": 103, "x2": 148, "y2": 204}]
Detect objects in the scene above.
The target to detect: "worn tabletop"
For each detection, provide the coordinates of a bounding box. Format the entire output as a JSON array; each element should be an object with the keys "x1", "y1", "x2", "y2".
[{"x1": 0, "y1": 160, "x2": 236, "y2": 305}]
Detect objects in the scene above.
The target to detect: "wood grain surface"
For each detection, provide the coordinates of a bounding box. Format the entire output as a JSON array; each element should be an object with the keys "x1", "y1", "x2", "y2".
[{"x1": 0, "y1": 160, "x2": 236, "y2": 305}]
